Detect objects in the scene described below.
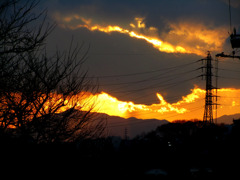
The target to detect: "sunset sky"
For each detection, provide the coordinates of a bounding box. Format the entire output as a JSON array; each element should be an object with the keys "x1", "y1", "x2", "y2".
[{"x1": 37, "y1": 0, "x2": 240, "y2": 122}]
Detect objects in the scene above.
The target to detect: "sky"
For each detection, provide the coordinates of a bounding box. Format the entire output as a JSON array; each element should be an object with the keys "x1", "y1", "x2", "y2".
[{"x1": 35, "y1": 0, "x2": 240, "y2": 121}]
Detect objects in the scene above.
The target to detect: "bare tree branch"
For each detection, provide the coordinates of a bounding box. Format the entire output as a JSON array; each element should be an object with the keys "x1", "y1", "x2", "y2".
[{"x1": 0, "y1": 0, "x2": 106, "y2": 143}]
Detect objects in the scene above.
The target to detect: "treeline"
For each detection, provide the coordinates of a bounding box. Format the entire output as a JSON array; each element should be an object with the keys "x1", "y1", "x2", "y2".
[{"x1": 2, "y1": 120, "x2": 240, "y2": 179}]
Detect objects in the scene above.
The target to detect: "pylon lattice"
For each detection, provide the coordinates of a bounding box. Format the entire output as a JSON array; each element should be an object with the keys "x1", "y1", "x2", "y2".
[{"x1": 202, "y1": 52, "x2": 217, "y2": 123}]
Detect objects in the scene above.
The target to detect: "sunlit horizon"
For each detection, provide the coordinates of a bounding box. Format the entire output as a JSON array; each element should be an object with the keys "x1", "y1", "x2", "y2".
[{"x1": 53, "y1": 87, "x2": 240, "y2": 122}]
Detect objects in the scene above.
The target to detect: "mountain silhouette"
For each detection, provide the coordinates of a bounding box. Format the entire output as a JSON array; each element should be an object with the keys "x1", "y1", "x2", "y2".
[
  {"x1": 57, "y1": 109, "x2": 239, "y2": 139},
  {"x1": 105, "y1": 115, "x2": 169, "y2": 138},
  {"x1": 216, "y1": 113, "x2": 240, "y2": 124}
]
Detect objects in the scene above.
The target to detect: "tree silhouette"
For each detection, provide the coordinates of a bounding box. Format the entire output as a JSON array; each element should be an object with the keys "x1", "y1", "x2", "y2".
[{"x1": 0, "y1": 0, "x2": 106, "y2": 143}]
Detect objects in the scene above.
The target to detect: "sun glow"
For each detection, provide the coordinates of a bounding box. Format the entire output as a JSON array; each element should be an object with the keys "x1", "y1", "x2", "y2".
[
  {"x1": 48, "y1": 87, "x2": 240, "y2": 122},
  {"x1": 3, "y1": 87, "x2": 240, "y2": 127}
]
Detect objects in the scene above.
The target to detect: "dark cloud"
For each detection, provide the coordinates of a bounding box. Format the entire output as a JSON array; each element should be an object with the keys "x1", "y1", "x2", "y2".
[
  {"x1": 41, "y1": 0, "x2": 240, "y2": 105},
  {"x1": 44, "y1": 0, "x2": 239, "y2": 27}
]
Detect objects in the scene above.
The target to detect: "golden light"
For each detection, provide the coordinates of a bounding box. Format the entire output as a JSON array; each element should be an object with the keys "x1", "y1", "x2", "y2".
[
  {"x1": 3, "y1": 87, "x2": 240, "y2": 127},
  {"x1": 64, "y1": 87, "x2": 240, "y2": 122},
  {"x1": 55, "y1": 15, "x2": 215, "y2": 56},
  {"x1": 49, "y1": 14, "x2": 239, "y2": 122},
  {"x1": 83, "y1": 21, "x2": 189, "y2": 54},
  {"x1": 165, "y1": 21, "x2": 228, "y2": 55},
  {"x1": 54, "y1": 14, "x2": 228, "y2": 56}
]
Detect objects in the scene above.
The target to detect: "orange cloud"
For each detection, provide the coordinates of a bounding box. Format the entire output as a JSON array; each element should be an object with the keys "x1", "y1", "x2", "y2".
[
  {"x1": 164, "y1": 21, "x2": 228, "y2": 55},
  {"x1": 54, "y1": 14, "x2": 228, "y2": 56},
  {"x1": 66, "y1": 87, "x2": 240, "y2": 122},
  {"x1": 5, "y1": 87, "x2": 240, "y2": 124},
  {"x1": 55, "y1": 14, "x2": 229, "y2": 56}
]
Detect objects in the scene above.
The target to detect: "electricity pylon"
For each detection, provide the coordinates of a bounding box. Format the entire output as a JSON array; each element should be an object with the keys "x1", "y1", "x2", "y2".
[{"x1": 201, "y1": 52, "x2": 218, "y2": 123}]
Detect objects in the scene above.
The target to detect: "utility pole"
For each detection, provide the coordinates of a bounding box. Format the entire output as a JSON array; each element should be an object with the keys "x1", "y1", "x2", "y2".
[{"x1": 201, "y1": 52, "x2": 218, "y2": 123}]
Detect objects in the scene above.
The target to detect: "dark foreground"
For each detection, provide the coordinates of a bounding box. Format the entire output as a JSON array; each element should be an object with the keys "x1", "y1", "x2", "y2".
[{"x1": 1, "y1": 121, "x2": 240, "y2": 179}]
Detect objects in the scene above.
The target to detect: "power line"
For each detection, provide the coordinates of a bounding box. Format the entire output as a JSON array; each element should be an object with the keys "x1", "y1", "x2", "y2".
[
  {"x1": 94, "y1": 77, "x2": 201, "y2": 111},
  {"x1": 96, "y1": 60, "x2": 201, "y2": 103},
  {"x1": 104, "y1": 61, "x2": 199, "y2": 94},
  {"x1": 219, "y1": 76, "x2": 240, "y2": 81},
  {"x1": 100, "y1": 68, "x2": 198, "y2": 87},
  {"x1": 91, "y1": 60, "x2": 199, "y2": 79},
  {"x1": 218, "y1": 68, "x2": 240, "y2": 73},
  {"x1": 103, "y1": 52, "x2": 240, "y2": 127},
  {"x1": 109, "y1": 76, "x2": 199, "y2": 95}
]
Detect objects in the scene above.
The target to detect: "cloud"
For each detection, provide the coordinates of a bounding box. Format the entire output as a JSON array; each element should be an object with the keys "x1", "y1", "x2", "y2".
[
  {"x1": 16, "y1": 0, "x2": 237, "y2": 124},
  {"x1": 57, "y1": 87, "x2": 240, "y2": 121},
  {"x1": 54, "y1": 13, "x2": 229, "y2": 56},
  {"x1": 162, "y1": 21, "x2": 228, "y2": 55}
]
